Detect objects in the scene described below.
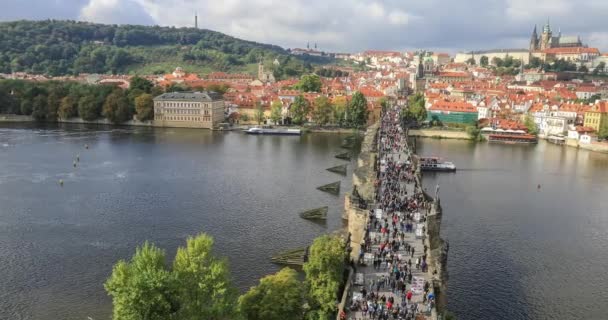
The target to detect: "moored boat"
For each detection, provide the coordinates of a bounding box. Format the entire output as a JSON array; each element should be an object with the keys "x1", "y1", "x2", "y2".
[
  {"x1": 244, "y1": 126, "x2": 301, "y2": 135},
  {"x1": 419, "y1": 157, "x2": 456, "y2": 172},
  {"x1": 488, "y1": 133, "x2": 538, "y2": 144}
]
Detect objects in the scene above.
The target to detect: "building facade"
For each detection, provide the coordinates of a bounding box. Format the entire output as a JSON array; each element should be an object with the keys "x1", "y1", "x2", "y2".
[
  {"x1": 153, "y1": 91, "x2": 225, "y2": 129},
  {"x1": 583, "y1": 102, "x2": 608, "y2": 132}
]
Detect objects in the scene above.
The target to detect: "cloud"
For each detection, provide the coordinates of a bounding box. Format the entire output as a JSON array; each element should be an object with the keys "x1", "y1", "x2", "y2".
[
  {"x1": 0, "y1": 0, "x2": 607, "y2": 53},
  {"x1": 79, "y1": 0, "x2": 155, "y2": 25},
  {"x1": 388, "y1": 11, "x2": 410, "y2": 26}
]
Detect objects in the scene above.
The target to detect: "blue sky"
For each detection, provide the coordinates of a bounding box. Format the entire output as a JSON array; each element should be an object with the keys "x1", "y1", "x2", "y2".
[{"x1": 2, "y1": 0, "x2": 607, "y2": 53}]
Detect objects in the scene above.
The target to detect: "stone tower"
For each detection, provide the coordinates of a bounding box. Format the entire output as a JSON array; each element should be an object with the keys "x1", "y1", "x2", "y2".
[
  {"x1": 540, "y1": 19, "x2": 552, "y2": 50},
  {"x1": 257, "y1": 61, "x2": 264, "y2": 81},
  {"x1": 529, "y1": 25, "x2": 538, "y2": 51}
]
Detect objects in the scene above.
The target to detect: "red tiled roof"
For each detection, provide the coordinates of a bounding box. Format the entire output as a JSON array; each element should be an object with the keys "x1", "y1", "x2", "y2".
[
  {"x1": 543, "y1": 47, "x2": 600, "y2": 55},
  {"x1": 429, "y1": 100, "x2": 477, "y2": 113}
]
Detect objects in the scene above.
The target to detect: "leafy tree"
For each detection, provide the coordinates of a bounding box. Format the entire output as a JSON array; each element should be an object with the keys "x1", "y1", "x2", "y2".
[
  {"x1": 206, "y1": 83, "x2": 230, "y2": 95},
  {"x1": 20, "y1": 98, "x2": 33, "y2": 115},
  {"x1": 238, "y1": 268, "x2": 303, "y2": 320},
  {"x1": 491, "y1": 57, "x2": 503, "y2": 67},
  {"x1": 291, "y1": 95, "x2": 310, "y2": 125},
  {"x1": 135, "y1": 93, "x2": 154, "y2": 121},
  {"x1": 466, "y1": 57, "x2": 476, "y2": 65},
  {"x1": 524, "y1": 115, "x2": 539, "y2": 135},
  {"x1": 46, "y1": 90, "x2": 61, "y2": 121},
  {"x1": 31, "y1": 94, "x2": 48, "y2": 121},
  {"x1": 480, "y1": 56, "x2": 489, "y2": 67},
  {"x1": 172, "y1": 233, "x2": 237, "y2": 320},
  {"x1": 599, "y1": 120, "x2": 608, "y2": 140},
  {"x1": 270, "y1": 100, "x2": 282, "y2": 124},
  {"x1": 58, "y1": 95, "x2": 78, "y2": 119},
  {"x1": 104, "y1": 242, "x2": 176, "y2": 320},
  {"x1": 303, "y1": 235, "x2": 346, "y2": 320},
  {"x1": 593, "y1": 62, "x2": 605, "y2": 75},
  {"x1": 102, "y1": 89, "x2": 132, "y2": 124},
  {"x1": 578, "y1": 65, "x2": 589, "y2": 73},
  {"x1": 347, "y1": 91, "x2": 369, "y2": 127},
  {"x1": 408, "y1": 93, "x2": 427, "y2": 123},
  {"x1": 332, "y1": 96, "x2": 347, "y2": 127},
  {"x1": 312, "y1": 96, "x2": 333, "y2": 126},
  {"x1": 527, "y1": 57, "x2": 542, "y2": 69},
  {"x1": 466, "y1": 125, "x2": 482, "y2": 141},
  {"x1": 130, "y1": 76, "x2": 153, "y2": 93},
  {"x1": 78, "y1": 94, "x2": 101, "y2": 121},
  {"x1": 295, "y1": 74, "x2": 322, "y2": 92},
  {"x1": 254, "y1": 102, "x2": 265, "y2": 125},
  {"x1": 240, "y1": 113, "x2": 250, "y2": 122}
]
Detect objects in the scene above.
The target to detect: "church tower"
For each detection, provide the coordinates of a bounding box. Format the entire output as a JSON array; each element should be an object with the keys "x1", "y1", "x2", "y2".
[
  {"x1": 540, "y1": 19, "x2": 552, "y2": 50},
  {"x1": 529, "y1": 25, "x2": 538, "y2": 51}
]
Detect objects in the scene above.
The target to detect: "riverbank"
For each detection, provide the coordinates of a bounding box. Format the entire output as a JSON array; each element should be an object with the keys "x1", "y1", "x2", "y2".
[
  {"x1": 564, "y1": 137, "x2": 608, "y2": 153},
  {"x1": 409, "y1": 129, "x2": 470, "y2": 140},
  {"x1": 341, "y1": 110, "x2": 448, "y2": 319}
]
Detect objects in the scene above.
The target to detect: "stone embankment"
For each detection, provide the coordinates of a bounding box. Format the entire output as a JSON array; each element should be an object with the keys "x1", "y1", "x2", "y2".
[
  {"x1": 409, "y1": 129, "x2": 470, "y2": 140},
  {"x1": 341, "y1": 120, "x2": 449, "y2": 319}
]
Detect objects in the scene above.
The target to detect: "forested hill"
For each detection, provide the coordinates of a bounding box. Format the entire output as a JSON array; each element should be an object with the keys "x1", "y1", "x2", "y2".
[{"x1": 0, "y1": 20, "x2": 328, "y2": 77}]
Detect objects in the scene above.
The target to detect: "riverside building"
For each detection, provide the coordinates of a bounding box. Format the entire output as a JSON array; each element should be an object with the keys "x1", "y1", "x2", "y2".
[{"x1": 153, "y1": 91, "x2": 225, "y2": 129}]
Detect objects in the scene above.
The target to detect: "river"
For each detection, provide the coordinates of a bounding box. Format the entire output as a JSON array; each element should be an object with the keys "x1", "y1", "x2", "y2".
[
  {"x1": 0, "y1": 123, "x2": 357, "y2": 320},
  {"x1": 417, "y1": 138, "x2": 608, "y2": 320}
]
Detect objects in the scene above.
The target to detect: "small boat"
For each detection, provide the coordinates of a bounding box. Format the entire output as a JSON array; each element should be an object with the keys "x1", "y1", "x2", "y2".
[
  {"x1": 420, "y1": 157, "x2": 456, "y2": 172},
  {"x1": 244, "y1": 126, "x2": 301, "y2": 136}
]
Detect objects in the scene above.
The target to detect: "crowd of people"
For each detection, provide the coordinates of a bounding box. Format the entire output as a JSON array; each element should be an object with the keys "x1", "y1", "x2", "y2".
[{"x1": 346, "y1": 106, "x2": 436, "y2": 320}]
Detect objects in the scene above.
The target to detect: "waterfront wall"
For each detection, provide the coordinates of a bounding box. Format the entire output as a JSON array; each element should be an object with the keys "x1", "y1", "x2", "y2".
[
  {"x1": 565, "y1": 138, "x2": 608, "y2": 153},
  {"x1": 343, "y1": 122, "x2": 379, "y2": 260},
  {"x1": 409, "y1": 129, "x2": 470, "y2": 140}
]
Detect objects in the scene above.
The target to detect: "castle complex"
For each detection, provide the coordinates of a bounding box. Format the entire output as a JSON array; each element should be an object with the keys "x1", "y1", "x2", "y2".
[{"x1": 529, "y1": 20, "x2": 584, "y2": 51}]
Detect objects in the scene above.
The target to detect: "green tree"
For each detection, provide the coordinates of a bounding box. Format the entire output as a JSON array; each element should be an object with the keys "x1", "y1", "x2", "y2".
[
  {"x1": 130, "y1": 76, "x2": 154, "y2": 93},
  {"x1": 593, "y1": 62, "x2": 606, "y2": 75},
  {"x1": 408, "y1": 93, "x2": 427, "y2": 123},
  {"x1": 135, "y1": 93, "x2": 154, "y2": 121},
  {"x1": 78, "y1": 94, "x2": 101, "y2": 121},
  {"x1": 524, "y1": 115, "x2": 539, "y2": 135},
  {"x1": 578, "y1": 65, "x2": 589, "y2": 73},
  {"x1": 238, "y1": 268, "x2": 303, "y2": 320},
  {"x1": 173, "y1": 233, "x2": 237, "y2": 320},
  {"x1": 20, "y1": 98, "x2": 33, "y2": 115},
  {"x1": 332, "y1": 97, "x2": 347, "y2": 126},
  {"x1": 304, "y1": 235, "x2": 346, "y2": 320},
  {"x1": 295, "y1": 74, "x2": 322, "y2": 92},
  {"x1": 599, "y1": 120, "x2": 608, "y2": 140},
  {"x1": 270, "y1": 100, "x2": 282, "y2": 124},
  {"x1": 46, "y1": 90, "x2": 61, "y2": 121},
  {"x1": 102, "y1": 89, "x2": 132, "y2": 124},
  {"x1": 254, "y1": 102, "x2": 265, "y2": 125},
  {"x1": 480, "y1": 56, "x2": 489, "y2": 67},
  {"x1": 466, "y1": 57, "x2": 476, "y2": 65},
  {"x1": 347, "y1": 91, "x2": 369, "y2": 127},
  {"x1": 58, "y1": 95, "x2": 78, "y2": 119},
  {"x1": 466, "y1": 125, "x2": 481, "y2": 141},
  {"x1": 104, "y1": 242, "x2": 176, "y2": 320},
  {"x1": 491, "y1": 57, "x2": 503, "y2": 67},
  {"x1": 312, "y1": 96, "x2": 333, "y2": 126},
  {"x1": 291, "y1": 95, "x2": 310, "y2": 125},
  {"x1": 31, "y1": 95, "x2": 48, "y2": 121}
]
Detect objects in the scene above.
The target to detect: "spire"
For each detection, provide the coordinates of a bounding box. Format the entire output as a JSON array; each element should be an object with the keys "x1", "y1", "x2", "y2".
[
  {"x1": 194, "y1": 11, "x2": 198, "y2": 29},
  {"x1": 543, "y1": 17, "x2": 551, "y2": 33}
]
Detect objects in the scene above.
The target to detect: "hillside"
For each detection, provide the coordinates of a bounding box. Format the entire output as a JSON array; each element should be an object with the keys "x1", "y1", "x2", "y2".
[{"x1": 0, "y1": 20, "x2": 331, "y2": 78}]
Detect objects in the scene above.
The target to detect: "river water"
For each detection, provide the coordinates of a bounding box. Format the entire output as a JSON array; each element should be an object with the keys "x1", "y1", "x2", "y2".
[
  {"x1": 0, "y1": 123, "x2": 357, "y2": 320},
  {"x1": 417, "y1": 138, "x2": 608, "y2": 320}
]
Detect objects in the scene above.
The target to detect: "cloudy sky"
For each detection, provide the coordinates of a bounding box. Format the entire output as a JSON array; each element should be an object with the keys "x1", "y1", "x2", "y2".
[{"x1": 2, "y1": 0, "x2": 608, "y2": 53}]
